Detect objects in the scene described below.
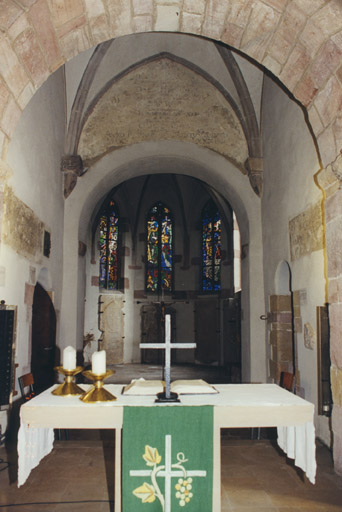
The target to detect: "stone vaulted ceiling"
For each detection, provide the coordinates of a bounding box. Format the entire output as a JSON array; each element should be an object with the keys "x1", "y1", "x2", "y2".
[{"x1": 78, "y1": 57, "x2": 248, "y2": 170}]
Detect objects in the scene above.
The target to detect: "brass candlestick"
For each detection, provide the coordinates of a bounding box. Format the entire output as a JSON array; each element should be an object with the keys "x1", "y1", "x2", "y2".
[
  {"x1": 52, "y1": 366, "x2": 84, "y2": 396},
  {"x1": 80, "y1": 369, "x2": 117, "y2": 403}
]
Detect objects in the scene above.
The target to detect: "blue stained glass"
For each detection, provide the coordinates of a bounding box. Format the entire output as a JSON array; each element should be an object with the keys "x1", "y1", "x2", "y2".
[
  {"x1": 202, "y1": 200, "x2": 221, "y2": 292},
  {"x1": 147, "y1": 203, "x2": 173, "y2": 292},
  {"x1": 99, "y1": 200, "x2": 119, "y2": 290}
]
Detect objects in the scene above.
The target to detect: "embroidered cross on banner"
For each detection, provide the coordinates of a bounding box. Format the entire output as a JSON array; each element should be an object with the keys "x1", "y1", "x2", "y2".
[
  {"x1": 139, "y1": 314, "x2": 196, "y2": 401},
  {"x1": 130, "y1": 434, "x2": 207, "y2": 512}
]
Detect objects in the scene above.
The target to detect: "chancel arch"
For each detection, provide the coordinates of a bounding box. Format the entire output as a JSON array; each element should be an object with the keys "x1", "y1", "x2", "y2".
[{"x1": 2, "y1": 15, "x2": 342, "y2": 474}]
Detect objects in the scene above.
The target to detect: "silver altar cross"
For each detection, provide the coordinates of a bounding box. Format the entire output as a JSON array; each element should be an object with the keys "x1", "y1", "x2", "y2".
[
  {"x1": 139, "y1": 314, "x2": 196, "y2": 401},
  {"x1": 130, "y1": 434, "x2": 206, "y2": 512}
]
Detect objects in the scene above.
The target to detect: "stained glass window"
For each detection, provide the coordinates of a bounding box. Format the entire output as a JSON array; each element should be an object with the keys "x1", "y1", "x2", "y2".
[
  {"x1": 99, "y1": 200, "x2": 119, "y2": 290},
  {"x1": 147, "y1": 202, "x2": 173, "y2": 293},
  {"x1": 202, "y1": 200, "x2": 221, "y2": 292}
]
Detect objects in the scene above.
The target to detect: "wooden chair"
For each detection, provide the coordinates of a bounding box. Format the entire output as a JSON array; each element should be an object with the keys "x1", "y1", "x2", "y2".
[
  {"x1": 280, "y1": 371, "x2": 295, "y2": 392},
  {"x1": 18, "y1": 373, "x2": 35, "y2": 401}
]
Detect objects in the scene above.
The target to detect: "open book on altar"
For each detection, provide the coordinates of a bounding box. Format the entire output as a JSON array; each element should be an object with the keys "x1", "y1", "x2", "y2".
[{"x1": 122, "y1": 378, "x2": 218, "y2": 395}]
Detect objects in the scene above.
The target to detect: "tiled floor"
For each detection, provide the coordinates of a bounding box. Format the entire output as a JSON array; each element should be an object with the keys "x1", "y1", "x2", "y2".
[{"x1": 1, "y1": 429, "x2": 342, "y2": 511}]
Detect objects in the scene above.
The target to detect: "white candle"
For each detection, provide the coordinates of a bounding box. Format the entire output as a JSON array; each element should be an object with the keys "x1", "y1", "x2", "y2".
[
  {"x1": 63, "y1": 346, "x2": 76, "y2": 370},
  {"x1": 92, "y1": 350, "x2": 106, "y2": 375}
]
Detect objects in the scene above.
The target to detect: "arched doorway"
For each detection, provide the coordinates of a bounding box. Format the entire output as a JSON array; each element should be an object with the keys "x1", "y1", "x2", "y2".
[{"x1": 31, "y1": 283, "x2": 57, "y2": 394}]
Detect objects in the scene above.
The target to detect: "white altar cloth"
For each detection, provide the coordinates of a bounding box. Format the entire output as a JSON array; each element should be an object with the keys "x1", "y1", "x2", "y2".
[{"x1": 18, "y1": 383, "x2": 316, "y2": 510}]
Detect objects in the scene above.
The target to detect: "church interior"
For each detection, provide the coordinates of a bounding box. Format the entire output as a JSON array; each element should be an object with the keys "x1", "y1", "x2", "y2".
[{"x1": 1, "y1": 1, "x2": 342, "y2": 510}]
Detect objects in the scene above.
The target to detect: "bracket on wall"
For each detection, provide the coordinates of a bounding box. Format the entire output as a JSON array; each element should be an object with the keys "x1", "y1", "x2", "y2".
[{"x1": 245, "y1": 157, "x2": 263, "y2": 197}]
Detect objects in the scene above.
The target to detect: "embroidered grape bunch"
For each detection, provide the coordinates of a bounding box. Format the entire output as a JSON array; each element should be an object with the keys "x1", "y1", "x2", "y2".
[{"x1": 175, "y1": 477, "x2": 193, "y2": 506}]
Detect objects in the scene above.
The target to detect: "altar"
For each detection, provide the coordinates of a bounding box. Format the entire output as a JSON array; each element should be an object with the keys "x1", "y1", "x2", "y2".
[{"x1": 18, "y1": 383, "x2": 316, "y2": 512}]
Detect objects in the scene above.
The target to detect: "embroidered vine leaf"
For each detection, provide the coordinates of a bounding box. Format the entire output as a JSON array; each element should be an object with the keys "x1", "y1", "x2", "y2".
[
  {"x1": 143, "y1": 445, "x2": 162, "y2": 466},
  {"x1": 133, "y1": 482, "x2": 156, "y2": 503}
]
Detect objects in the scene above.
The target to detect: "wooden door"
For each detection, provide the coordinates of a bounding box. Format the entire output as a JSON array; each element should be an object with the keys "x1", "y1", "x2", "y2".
[
  {"x1": 194, "y1": 299, "x2": 220, "y2": 364},
  {"x1": 223, "y1": 294, "x2": 241, "y2": 382},
  {"x1": 31, "y1": 283, "x2": 56, "y2": 394}
]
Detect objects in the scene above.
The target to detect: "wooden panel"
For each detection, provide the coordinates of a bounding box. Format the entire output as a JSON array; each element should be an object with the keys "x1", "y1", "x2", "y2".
[
  {"x1": 317, "y1": 305, "x2": 332, "y2": 416},
  {"x1": 0, "y1": 306, "x2": 16, "y2": 406},
  {"x1": 195, "y1": 299, "x2": 220, "y2": 363}
]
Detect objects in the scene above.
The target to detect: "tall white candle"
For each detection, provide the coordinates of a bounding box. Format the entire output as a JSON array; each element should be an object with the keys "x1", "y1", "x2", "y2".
[
  {"x1": 63, "y1": 346, "x2": 76, "y2": 370},
  {"x1": 92, "y1": 350, "x2": 106, "y2": 375}
]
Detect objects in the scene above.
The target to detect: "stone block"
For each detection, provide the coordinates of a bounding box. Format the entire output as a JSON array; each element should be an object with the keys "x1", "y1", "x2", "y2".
[
  {"x1": 270, "y1": 329, "x2": 292, "y2": 347},
  {"x1": 56, "y1": 14, "x2": 87, "y2": 38},
  {"x1": 262, "y1": 55, "x2": 281, "y2": 76},
  {"x1": 294, "y1": 317, "x2": 302, "y2": 333},
  {"x1": 299, "y1": 18, "x2": 326, "y2": 57},
  {"x1": 7, "y1": 12, "x2": 30, "y2": 40},
  {"x1": 58, "y1": 26, "x2": 91, "y2": 60},
  {"x1": 132, "y1": 0, "x2": 153, "y2": 16},
  {"x1": 315, "y1": 75, "x2": 342, "y2": 128},
  {"x1": 279, "y1": 43, "x2": 311, "y2": 91},
  {"x1": 91, "y1": 275, "x2": 99, "y2": 286},
  {"x1": 289, "y1": 202, "x2": 324, "y2": 261},
  {"x1": 307, "y1": 106, "x2": 324, "y2": 137},
  {"x1": 294, "y1": 71, "x2": 319, "y2": 107},
  {"x1": 133, "y1": 15, "x2": 153, "y2": 33},
  {"x1": 326, "y1": 188, "x2": 342, "y2": 224},
  {"x1": 317, "y1": 125, "x2": 338, "y2": 169},
  {"x1": 311, "y1": 2, "x2": 342, "y2": 38},
  {"x1": 271, "y1": 343, "x2": 292, "y2": 363},
  {"x1": 184, "y1": 0, "x2": 206, "y2": 15},
  {"x1": 155, "y1": 5, "x2": 180, "y2": 31},
  {"x1": 0, "y1": 0, "x2": 23, "y2": 31},
  {"x1": 311, "y1": 38, "x2": 342, "y2": 89},
  {"x1": 330, "y1": 305, "x2": 342, "y2": 367},
  {"x1": 107, "y1": 0, "x2": 132, "y2": 38},
  {"x1": 49, "y1": 0, "x2": 85, "y2": 28},
  {"x1": 181, "y1": 12, "x2": 202, "y2": 35},
  {"x1": 30, "y1": 0, "x2": 63, "y2": 72},
  {"x1": 1, "y1": 97, "x2": 21, "y2": 138},
  {"x1": 84, "y1": 0, "x2": 106, "y2": 17},
  {"x1": 14, "y1": 28, "x2": 49, "y2": 87},
  {"x1": 240, "y1": 2, "x2": 280, "y2": 61},
  {"x1": 328, "y1": 276, "x2": 342, "y2": 304},
  {"x1": 269, "y1": 294, "x2": 291, "y2": 312},
  {"x1": 326, "y1": 217, "x2": 342, "y2": 279},
  {"x1": 262, "y1": 0, "x2": 287, "y2": 10},
  {"x1": 2, "y1": 185, "x2": 43, "y2": 260},
  {"x1": 331, "y1": 366, "x2": 342, "y2": 407},
  {"x1": 99, "y1": 294, "x2": 124, "y2": 364},
  {"x1": 228, "y1": 0, "x2": 252, "y2": 28},
  {"x1": 0, "y1": 36, "x2": 29, "y2": 98},
  {"x1": 269, "y1": 359, "x2": 290, "y2": 382},
  {"x1": 134, "y1": 289, "x2": 146, "y2": 299},
  {"x1": 269, "y1": 3, "x2": 306, "y2": 65},
  {"x1": 17, "y1": 81, "x2": 34, "y2": 109},
  {"x1": 0, "y1": 80, "x2": 9, "y2": 118}
]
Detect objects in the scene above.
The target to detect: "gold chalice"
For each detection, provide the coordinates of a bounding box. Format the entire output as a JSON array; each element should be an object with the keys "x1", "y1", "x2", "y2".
[
  {"x1": 80, "y1": 369, "x2": 117, "y2": 403},
  {"x1": 52, "y1": 366, "x2": 84, "y2": 396}
]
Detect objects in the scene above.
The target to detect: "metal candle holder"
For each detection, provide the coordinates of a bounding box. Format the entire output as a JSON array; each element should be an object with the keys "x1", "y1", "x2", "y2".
[
  {"x1": 52, "y1": 366, "x2": 84, "y2": 396},
  {"x1": 80, "y1": 369, "x2": 117, "y2": 403}
]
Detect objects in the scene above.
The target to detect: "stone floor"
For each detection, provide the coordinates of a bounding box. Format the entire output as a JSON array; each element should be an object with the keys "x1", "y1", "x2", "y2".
[
  {"x1": 1, "y1": 365, "x2": 342, "y2": 511},
  {"x1": 1, "y1": 429, "x2": 342, "y2": 511}
]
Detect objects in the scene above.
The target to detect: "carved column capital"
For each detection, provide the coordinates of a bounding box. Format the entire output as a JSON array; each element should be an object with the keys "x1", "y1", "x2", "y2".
[
  {"x1": 61, "y1": 154, "x2": 84, "y2": 198},
  {"x1": 245, "y1": 157, "x2": 263, "y2": 197}
]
